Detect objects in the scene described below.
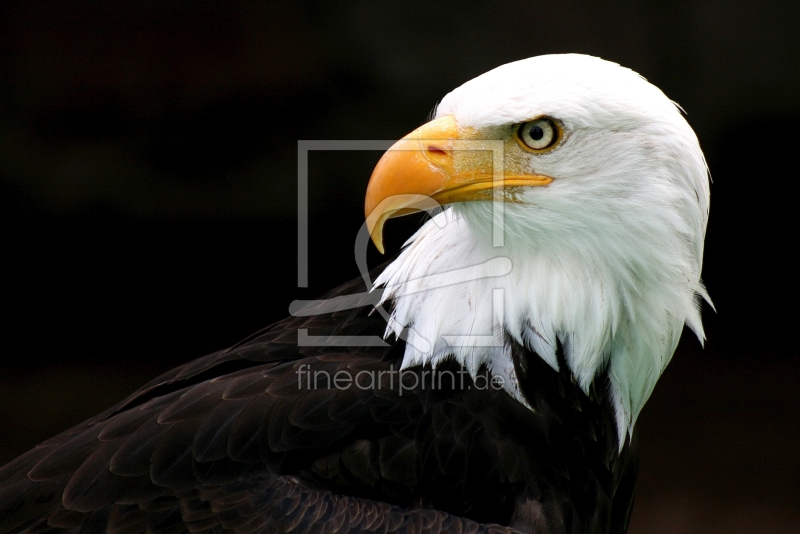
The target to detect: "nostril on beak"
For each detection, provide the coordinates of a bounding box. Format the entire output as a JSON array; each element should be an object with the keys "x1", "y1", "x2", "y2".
[{"x1": 427, "y1": 145, "x2": 448, "y2": 157}]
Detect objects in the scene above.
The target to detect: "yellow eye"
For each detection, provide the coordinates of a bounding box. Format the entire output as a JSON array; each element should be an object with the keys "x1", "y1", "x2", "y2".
[{"x1": 516, "y1": 117, "x2": 560, "y2": 152}]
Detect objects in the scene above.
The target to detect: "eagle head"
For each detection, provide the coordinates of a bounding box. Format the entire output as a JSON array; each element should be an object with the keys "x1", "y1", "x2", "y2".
[{"x1": 364, "y1": 54, "x2": 711, "y2": 442}]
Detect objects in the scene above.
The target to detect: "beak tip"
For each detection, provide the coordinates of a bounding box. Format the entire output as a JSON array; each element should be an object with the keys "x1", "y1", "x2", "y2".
[
  {"x1": 370, "y1": 232, "x2": 385, "y2": 254},
  {"x1": 367, "y1": 212, "x2": 387, "y2": 254}
]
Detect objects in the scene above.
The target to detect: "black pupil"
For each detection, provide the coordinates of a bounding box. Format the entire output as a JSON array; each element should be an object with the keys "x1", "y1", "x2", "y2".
[{"x1": 530, "y1": 125, "x2": 544, "y2": 141}]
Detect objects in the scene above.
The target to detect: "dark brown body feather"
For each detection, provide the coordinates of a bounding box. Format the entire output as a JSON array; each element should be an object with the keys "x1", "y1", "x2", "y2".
[{"x1": 0, "y1": 273, "x2": 637, "y2": 534}]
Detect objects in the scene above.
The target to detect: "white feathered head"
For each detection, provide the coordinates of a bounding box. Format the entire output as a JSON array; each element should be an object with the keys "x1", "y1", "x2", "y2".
[{"x1": 365, "y1": 54, "x2": 711, "y2": 442}]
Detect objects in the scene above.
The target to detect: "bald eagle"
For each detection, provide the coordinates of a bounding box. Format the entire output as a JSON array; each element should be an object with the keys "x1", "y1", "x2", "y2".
[{"x1": 0, "y1": 54, "x2": 710, "y2": 534}]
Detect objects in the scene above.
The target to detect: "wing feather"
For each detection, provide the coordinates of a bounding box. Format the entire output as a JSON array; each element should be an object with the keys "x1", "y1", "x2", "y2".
[{"x1": 0, "y1": 266, "x2": 633, "y2": 534}]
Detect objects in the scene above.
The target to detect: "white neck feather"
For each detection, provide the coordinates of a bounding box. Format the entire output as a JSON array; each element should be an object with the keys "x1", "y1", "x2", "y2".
[{"x1": 375, "y1": 199, "x2": 708, "y2": 444}]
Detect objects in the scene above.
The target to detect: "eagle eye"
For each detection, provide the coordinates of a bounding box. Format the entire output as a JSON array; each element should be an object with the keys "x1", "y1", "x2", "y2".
[{"x1": 516, "y1": 117, "x2": 560, "y2": 152}]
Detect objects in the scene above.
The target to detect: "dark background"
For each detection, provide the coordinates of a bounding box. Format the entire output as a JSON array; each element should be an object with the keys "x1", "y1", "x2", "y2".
[{"x1": 1, "y1": 2, "x2": 798, "y2": 532}]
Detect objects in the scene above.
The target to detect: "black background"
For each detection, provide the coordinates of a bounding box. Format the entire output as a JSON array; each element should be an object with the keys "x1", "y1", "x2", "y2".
[{"x1": 1, "y1": 2, "x2": 798, "y2": 533}]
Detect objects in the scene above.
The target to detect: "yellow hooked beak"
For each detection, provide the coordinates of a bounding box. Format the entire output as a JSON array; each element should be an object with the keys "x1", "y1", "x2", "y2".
[{"x1": 364, "y1": 115, "x2": 553, "y2": 253}]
